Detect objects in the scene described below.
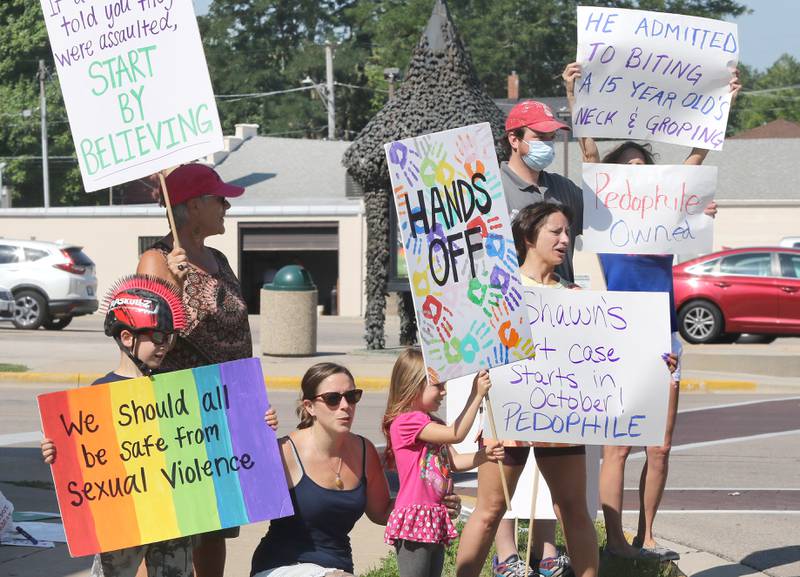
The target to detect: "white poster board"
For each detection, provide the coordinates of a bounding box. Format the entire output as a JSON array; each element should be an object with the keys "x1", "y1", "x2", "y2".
[
  {"x1": 575, "y1": 6, "x2": 738, "y2": 150},
  {"x1": 385, "y1": 123, "x2": 533, "y2": 383},
  {"x1": 40, "y1": 0, "x2": 224, "y2": 191},
  {"x1": 487, "y1": 288, "x2": 671, "y2": 446},
  {"x1": 581, "y1": 163, "x2": 716, "y2": 254},
  {"x1": 446, "y1": 374, "x2": 600, "y2": 520}
]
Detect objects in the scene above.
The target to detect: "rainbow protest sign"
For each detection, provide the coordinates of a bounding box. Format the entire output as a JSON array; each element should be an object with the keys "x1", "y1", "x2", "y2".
[
  {"x1": 37, "y1": 358, "x2": 292, "y2": 557},
  {"x1": 385, "y1": 123, "x2": 534, "y2": 382}
]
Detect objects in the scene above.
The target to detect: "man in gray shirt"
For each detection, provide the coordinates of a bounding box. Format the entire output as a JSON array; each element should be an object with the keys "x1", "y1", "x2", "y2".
[{"x1": 500, "y1": 100, "x2": 583, "y2": 282}]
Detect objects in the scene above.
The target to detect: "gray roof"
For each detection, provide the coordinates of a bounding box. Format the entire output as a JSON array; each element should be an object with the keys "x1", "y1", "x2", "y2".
[
  {"x1": 213, "y1": 136, "x2": 356, "y2": 207},
  {"x1": 551, "y1": 137, "x2": 800, "y2": 202}
]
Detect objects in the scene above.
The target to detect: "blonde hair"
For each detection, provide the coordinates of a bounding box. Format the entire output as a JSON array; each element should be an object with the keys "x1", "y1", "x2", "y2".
[
  {"x1": 382, "y1": 347, "x2": 428, "y2": 467},
  {"x1": 296, "y1": 362, "x2": 355, "y2": 429}
]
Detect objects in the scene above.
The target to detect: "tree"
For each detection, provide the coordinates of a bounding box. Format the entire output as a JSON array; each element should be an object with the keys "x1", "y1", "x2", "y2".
[{"x1": 729, "y1": 55, "x2": 800, "y2": 133}]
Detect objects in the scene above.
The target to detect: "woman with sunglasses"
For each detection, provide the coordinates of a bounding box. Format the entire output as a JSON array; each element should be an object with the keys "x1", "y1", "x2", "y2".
[{"x1": 250, "y1": 362, "x2": 388, "y2": 577}]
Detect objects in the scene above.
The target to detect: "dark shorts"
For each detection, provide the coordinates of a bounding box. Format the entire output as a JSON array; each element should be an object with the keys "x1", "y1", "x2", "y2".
[
  {"x1": 200, "y1": 527, "x2": 240, "y2": 541},
  {"x1": 478, "y1": 441, "x2": 586, "y2": 467}
]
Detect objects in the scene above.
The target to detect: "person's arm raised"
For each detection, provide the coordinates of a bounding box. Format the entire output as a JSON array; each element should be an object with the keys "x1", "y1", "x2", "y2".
[
  {"x1": 685, "y1": 68, "x2": 741, "y2": 168},
  {"x1": 137, "y1": 246, "x2": 187, "y2": 289},
  {"x1": 417, "y1": 371, "x2": 491, "y2": 446},
  {"x1": 363, "y1": 439, "x2": 393, "y2": 525},
  {"x1": 563, "y1": 62, "x2": 600, "y2": 163}
]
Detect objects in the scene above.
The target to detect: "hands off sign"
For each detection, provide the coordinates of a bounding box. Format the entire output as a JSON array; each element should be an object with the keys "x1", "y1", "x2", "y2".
[
  {"x1": 574, "y1": 6, "x2": 738, "y2": 151},
  {"x1": 37, "y1": 358, "x2": 292, "y2": 556},
  {"x1": 385, "y1": 123, "x2": 533, "y2": 382},
  {"x1": 40, "y1": 0, "x2": 224, "y2": 191},
  {"x1": 581, "y1": 163, "x2": 716, "y2": 254},
  {"x1": 487, "y1": 289, "x2": 671, "y2": 446}
]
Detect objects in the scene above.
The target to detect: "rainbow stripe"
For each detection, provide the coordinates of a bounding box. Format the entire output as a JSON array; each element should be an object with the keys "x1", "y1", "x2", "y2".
[{"x1": 38, "y1": 358, "x2": 293, "y2": 557}]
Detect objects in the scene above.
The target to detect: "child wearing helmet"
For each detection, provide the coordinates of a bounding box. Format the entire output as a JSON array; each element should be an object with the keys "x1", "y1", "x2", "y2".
[{"x1": 39, "y1": 275, "x2": 276, "y2": 577}]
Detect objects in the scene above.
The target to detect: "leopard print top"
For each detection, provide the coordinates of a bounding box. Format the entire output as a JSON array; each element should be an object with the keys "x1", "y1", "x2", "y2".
[{"x1": 151, "y1": 241, "x2": 252, "y2": 370}]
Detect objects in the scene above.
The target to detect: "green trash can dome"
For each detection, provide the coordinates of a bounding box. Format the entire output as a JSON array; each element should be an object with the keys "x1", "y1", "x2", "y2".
[{"x1": 266, "y1": 265, "x2": 316, "y2": 291}]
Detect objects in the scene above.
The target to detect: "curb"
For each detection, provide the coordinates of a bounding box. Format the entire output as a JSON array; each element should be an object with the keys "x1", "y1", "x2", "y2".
[{"x1": 0, "y1": 371, "x2": 391, "y2": 391}]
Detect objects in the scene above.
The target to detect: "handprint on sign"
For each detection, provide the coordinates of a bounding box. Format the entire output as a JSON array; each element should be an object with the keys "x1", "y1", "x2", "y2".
[
  {"x1": 412, "y1": 271, "x2": 431, "y2": 298},
  {"x1": 422, "y1": 294, "x2": 454, "y2": 343},
  {"x1": 467, "y1": 277, "x2": 487, "y2": 307},
  {"x1": 486, "y1": 234, "x2": 520, "y2": 276},
  {"x1": 388, "y1": 141, "x2": 421, "y2": 186},
  {"x1": 487, "y1": 342, "x2": 510, "y2": 366},
  {"x1": 513, "y1": 338, "x2": 536, "y2": 361},
  {"x1": 454, "y1": 132, "x2": 487, "y2": 179},
  {"x1": 459, "y1": 320, "x2": 493, "y2": 363},
  {"x1": 497, "y1": 320, "x2": 521, "y2": 349},
  {"x1": 418, "y1": 140, "x2": 454, "y2": 188}
]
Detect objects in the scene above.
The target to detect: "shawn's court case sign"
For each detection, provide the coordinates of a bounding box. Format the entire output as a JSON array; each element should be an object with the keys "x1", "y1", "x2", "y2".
[
  {"x1": 38, "y1": 358, "x2": 292, "y2": 557},
  {"x1": 39, "y1": 0, "x2": 224, "y2": 191}
]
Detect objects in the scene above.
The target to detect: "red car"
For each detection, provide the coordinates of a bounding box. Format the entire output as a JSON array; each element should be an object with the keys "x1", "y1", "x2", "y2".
[{"x1": 673, "y1": 247, "x2": 800, "y2": 344}]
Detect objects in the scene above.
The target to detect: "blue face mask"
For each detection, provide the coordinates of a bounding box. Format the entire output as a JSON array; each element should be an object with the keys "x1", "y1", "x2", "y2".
[{"x1": 522, "y1": 139, "x2": 555, "y2": 171}]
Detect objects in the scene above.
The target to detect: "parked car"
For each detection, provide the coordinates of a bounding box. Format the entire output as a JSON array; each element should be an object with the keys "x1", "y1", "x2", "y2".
[
  {"x1": 0, "y1": 286, "x2": 14, "y2": 321},
  {"x1": 673, "y1": 247, "x2": 800, "y2": 344},
  {"x1": 0, "y1": 239, "x2": 98, "y2": 330},
  {"x1": 779, "y1": 236, "x2": 800, "y2": 249}
]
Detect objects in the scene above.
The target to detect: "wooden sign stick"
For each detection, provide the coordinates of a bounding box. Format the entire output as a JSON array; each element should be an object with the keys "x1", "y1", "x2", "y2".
[
  {"x1": 483, "y1": 393, "x2": 511, "y2": 510},
  {"x1": 524, "y1": 467, "x2": 541, "y2": 577},
  {"x1": 158, "y1": 171, "x2": 181, "y2": 251}
]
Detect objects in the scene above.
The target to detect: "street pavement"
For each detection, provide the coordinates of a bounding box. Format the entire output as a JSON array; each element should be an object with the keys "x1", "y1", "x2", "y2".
[{"x1": 1, "y1": 315, "x2": 799, "y2": 576}]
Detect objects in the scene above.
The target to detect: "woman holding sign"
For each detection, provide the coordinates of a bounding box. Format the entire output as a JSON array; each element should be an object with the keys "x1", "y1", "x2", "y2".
[
  {"x1": 137, "y1": 163, "x2": 251, "y2": 577},
  {"x1": 563, "y1": 62, "x2": 740, "y2": 561}
]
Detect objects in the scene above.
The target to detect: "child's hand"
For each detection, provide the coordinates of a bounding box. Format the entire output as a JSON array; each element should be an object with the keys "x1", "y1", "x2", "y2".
[
  {"x1": 442, "y1": 492, "x2": 462, "y2": 519},
  {"x1": 166, "y1": 247, "x2": 189, "y2": 282},
  {"x1": 41, "y1": 438, "x2": 56, "y2": 464},
  {"x1": 472, "y1": 370, "x2": 492, "y2": 398},
  {"x1": 483, "y1": 440, "x2": 505, "y2": 463},
  {"x1": 264, "y1": 407, "x2": 279, "y2": 431},
  {"x1": 662, "y1": 353, "x2": 678, "y2": 374}
]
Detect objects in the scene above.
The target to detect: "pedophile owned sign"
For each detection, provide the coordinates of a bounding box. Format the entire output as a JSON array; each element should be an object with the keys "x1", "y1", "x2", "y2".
[
  {"x1": 574, "y1": 6, "x2": 739, "y2": 150},
  {"x1": 581, "y1": 163, "x2": 717, "y2": 254},
  {"x1": 37, "y1": 358, "x2": 292, "y2": 557},
  {"x1": 487, "y1": 288, "x2": 671, "y2": 446},
  {"x1": 385, "y1": 123, "x2": 534, "y2": 383},
  {"x1": 39, "y1": 0, "x2": 224, "y2": 191}
]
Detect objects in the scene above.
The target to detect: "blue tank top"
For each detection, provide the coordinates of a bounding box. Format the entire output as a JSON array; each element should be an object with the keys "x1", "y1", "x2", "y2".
[
  {"x1": 250, "y1": 436, "x2": 368, "y2": 575},
  {"x1": 599, "y1": 254, "x2": 678, "y2": 332}
]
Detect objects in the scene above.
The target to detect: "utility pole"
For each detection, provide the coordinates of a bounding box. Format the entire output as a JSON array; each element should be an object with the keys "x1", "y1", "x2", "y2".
[
  {"x1": 38, "y1": 60, "x2": 50, "y2": 209},
  {"x1": 383, "y1": 68, "x2": 401, "y2": 99},
  {"x1": 0, "y1": 162, "x2": 8, "y2": 209},
  {"x1": 325, "y1": 42, "x2": 335, "y2": 140}
]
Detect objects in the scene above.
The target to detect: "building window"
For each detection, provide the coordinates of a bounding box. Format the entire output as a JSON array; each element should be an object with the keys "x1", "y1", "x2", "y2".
[{"x1": 138, "y1": 236, "x2": 162, "y2": 256}]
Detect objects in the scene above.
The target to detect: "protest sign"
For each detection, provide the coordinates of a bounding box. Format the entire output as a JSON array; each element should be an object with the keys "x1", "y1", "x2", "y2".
[
  {"x1": 581, "y1": 163, "x2": 717, "y2": 254},
  {"x1": 37, "y1": 358, "x2": 292, "y2": 557},
  {"x1": 384, "y1": 123, "x2": 533, "y2": 383},
  {"x1": 39, "y1": 0, "x2": 224, "y2": 191},
  {"x1": 487, "y1": 288, "x2": 671, "y2": 446},
  {"x1": 574, "y1": 6, "x2": 738, "y2": 150}
]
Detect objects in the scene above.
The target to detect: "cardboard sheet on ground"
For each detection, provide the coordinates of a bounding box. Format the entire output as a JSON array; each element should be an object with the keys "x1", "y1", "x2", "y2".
[
  {"x1": 39, "y1": 0, "x2": 224, "y2": 191},
  {"x1": 574, "y1": 6, "x2": 738, "y2": 150},
  {"x1": 446, "y1": 374, "x2": 600, "y2": 520},
  {"x1": 487, "y1": 288, "x2": 671, "y2": 446},
  {"x1": 581, "y1": 163, "x2": 716, "y2": 254},
  {"x1": 385, "y1": 123, "x2": 533, "y2": 382},
  {"x1": 37, "y1": 358, "x2": 292, "y2": 557}
]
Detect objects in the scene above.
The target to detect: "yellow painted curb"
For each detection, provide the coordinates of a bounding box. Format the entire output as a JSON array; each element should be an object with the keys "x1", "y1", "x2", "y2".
[
  {"x1": 680, "y1": 379, "x2": 757, "y2": 392},
  {"x1": 0, "y1": 372, "x2": 390, "y2": 391}
]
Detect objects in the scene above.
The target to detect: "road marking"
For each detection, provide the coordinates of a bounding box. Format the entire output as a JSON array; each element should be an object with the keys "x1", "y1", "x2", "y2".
[
  {"x1": 679, "y1": 396, "x2": 800, "y2": 414},
  {"x1": 625, "y1": 487, "x2": 800, "y2": 491},
  {"x1": 0, "y1": 431, "x2": 41, "y2": 446},
  {"x1": 621, "y1": 510, "x2": 800, "y2": 515},
  {"x1": 628, "y1": 429, "x2": 800, "y2": 459}
]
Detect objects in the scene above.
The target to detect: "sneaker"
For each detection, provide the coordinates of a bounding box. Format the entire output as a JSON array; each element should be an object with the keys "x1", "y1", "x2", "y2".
[
  {"x1": 537, "y1": 554, "x2": 573, "y2": 577},
  {"x1": 492, "y1": 554, "x2": 534, "y2": 577}
]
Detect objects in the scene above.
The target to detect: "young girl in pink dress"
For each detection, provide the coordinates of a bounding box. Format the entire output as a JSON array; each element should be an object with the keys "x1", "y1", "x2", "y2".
[{"x1": 382, "y1": 348, "x2": 504, "y2": 577}]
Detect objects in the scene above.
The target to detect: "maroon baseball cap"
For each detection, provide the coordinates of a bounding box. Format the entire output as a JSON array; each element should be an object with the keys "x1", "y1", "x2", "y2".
[
  {"x1": 164, "y1": 164, "x2": 244, "y2": 206},
  {"x1": 505, "y1": 100, "x2": 569, "y2": 133}
]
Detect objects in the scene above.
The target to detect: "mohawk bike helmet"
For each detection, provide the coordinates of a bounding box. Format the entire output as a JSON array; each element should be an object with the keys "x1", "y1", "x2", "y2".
[{"x1": 102, "y1": 275, "x2": 187, "y2": 376}]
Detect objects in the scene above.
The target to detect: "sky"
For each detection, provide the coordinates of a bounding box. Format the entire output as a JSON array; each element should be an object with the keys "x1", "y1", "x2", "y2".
[{"x1": 192, "y1": 0, "x2": 799, "y2": 72}]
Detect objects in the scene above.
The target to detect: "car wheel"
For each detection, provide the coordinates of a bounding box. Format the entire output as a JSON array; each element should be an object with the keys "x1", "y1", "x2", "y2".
[
  {"x1": 43, "y1": 316, "x2": 73, "y2": 330},
  {"x1": 12, "y1": 290, "x2": 47, "y2": 330},
  {"x1": 679, "y1": 301, "x2": 723, "y2": 344}
]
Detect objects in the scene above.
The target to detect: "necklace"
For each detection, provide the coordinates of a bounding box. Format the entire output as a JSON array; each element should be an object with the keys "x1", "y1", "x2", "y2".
[{"x1": 333, "y1": 457, "x2": 344, "y2": 490}]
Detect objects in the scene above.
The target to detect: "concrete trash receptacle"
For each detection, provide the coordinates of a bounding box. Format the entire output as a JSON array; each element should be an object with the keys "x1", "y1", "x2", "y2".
[{"x1": 260, "y1": 265, "x2": 317, "y2": 356}]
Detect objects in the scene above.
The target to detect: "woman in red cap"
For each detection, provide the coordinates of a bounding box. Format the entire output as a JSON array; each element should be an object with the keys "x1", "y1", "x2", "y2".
[{"x1": 137, "y1": 163, "x2": 251, "y2": 577}]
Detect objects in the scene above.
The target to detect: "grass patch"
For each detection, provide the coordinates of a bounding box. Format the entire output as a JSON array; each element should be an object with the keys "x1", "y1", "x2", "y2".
[
  {"x1": 0, "y1": 363, "x2": 28, "y2": 372},
  {"x1": 362, "y1": 521, "x2": 683, "y2": 577}
]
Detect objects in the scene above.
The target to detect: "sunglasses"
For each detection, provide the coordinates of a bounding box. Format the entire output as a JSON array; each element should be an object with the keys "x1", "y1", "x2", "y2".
[
  {"x1": 312, "y1": 389, "x2": 364, "y2": 407},
  {"x1": 137, "y1": 330, "x2": 176, "y2": 346}
]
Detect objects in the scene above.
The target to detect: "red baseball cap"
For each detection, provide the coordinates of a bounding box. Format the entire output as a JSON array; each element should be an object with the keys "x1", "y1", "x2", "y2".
[
  {"x1": 505, "y1": 100, "x2": 569, "y2": 133},
  {"x1": 164, "y1": 164, "x2": 244, "y2": 206}
]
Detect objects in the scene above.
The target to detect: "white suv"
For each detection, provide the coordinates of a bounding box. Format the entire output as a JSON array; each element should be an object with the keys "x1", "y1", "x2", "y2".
[{"x1": 0, "y1": 239, "x2": 98, "y2": 330}]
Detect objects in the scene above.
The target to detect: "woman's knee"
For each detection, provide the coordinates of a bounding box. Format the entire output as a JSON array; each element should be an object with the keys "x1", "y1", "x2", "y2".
[
  {"x1": 603, "y1": 445, "x2": 632, "y2": 463},
  {"x1": 647, "y1": 444, "x2": 671, "y2": 463}
]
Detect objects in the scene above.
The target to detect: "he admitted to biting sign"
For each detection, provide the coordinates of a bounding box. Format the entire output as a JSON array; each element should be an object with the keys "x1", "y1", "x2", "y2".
[
  {"x1": 574, "y1": 6, "x2": 738, "y2": 150},
  {"x1": 38, "y1": 358, "x2": 292, "y2": 556},
  {"x1": 39, "y1": 0, "x2": 224, "y2": 191}
]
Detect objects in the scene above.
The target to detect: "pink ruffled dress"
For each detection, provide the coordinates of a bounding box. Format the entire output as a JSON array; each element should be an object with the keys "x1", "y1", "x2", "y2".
[{"x1": 384, "y1": 411, "x2": 458, "y2": 546}]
